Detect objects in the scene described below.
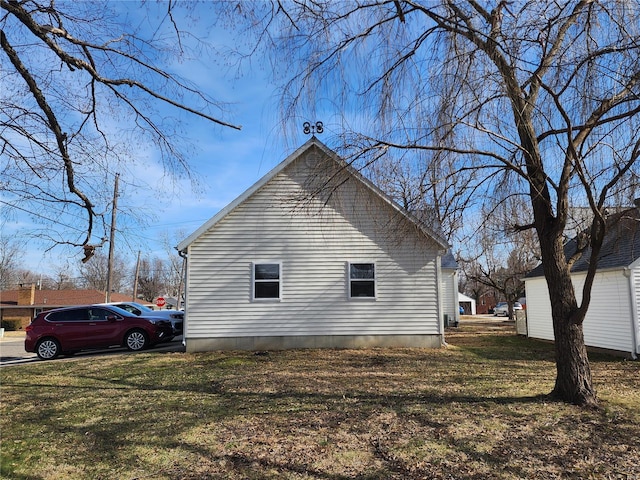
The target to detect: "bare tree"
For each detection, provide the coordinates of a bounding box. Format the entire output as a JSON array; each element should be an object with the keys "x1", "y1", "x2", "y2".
[
  {"x1": 1, "y1": 1, "x2": 240, "y2": 257},
  {"x1": 463, "y1": 249, "x2": 537, "y2": 318},
  {"x1": 227, "y1": 0, "x2": 640, "y2": 405},
  {"x1": 136, "y1": 256, "x2": 167, "y2": 302},
  {"x1": 461, "y1": 197, "x2": 540, "y2": 316},
  {"x1": 366, "y1": 151, "x2": 470, "y2": 243},
  {"x1": 159, "y1": 230, "x2": 187, "y2": 299},
  {"x1": 459, "y1": 261, "x2": 493, "y2": 310},
  {"x1": 10, "y1": 269, "x2": 42, "y2": 289},
  {"x1": 0, "y1": 226, "x2": 25, "y2": 288},
  {"x1": 79, "y1": 251, "x2": 129, "y2": 293},
  {"x1": 47, "y1": 263, "x2": 78, "y2": 290}
]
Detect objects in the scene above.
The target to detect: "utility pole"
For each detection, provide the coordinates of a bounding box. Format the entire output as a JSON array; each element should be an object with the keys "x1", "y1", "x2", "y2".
[
  {"x1": 105, "y1": 173, "x2": 119, "y2": 302},
  {"x1": 132, "y1": 250, "x2": 141, "y2": 301}
]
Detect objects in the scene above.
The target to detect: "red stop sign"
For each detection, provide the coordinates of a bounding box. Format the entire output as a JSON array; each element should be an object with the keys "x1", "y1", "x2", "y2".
[{"x1": 156, "y1": 297, "x2": 166, "y2": 308}]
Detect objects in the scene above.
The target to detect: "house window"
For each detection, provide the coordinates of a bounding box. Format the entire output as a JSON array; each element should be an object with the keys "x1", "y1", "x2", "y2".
[
  {"x1": 349, "y1": 262, "x2": 376, "y2": 298},
  {"x1": 253, "y1": 263, "x2": 281, "y2": 300}
]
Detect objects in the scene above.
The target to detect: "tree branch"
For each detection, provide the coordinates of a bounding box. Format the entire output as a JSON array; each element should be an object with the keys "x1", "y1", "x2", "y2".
[
  {"x1": 1, "y1": 28, "x2": 95, "y2": 247},
  {"x1": 2, "y1": 0, "x2": 242, "y2": 130}
]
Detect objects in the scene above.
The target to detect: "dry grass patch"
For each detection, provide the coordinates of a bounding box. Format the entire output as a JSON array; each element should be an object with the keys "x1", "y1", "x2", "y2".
[{"x1": 1, "y1": 322, "x2": 638, "y2": 479}]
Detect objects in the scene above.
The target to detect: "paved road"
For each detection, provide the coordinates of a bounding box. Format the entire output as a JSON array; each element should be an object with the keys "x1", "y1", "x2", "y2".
[
  {"x1": 0, "y1": 335, "x2": 36, "y2": 366},
  {"x1": 0, "y1": 333, "x2": 185, "y2": 367}
]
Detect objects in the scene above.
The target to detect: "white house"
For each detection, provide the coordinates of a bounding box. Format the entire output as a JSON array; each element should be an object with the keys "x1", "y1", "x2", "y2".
[
  {"x1": 177, "y1": 137, "x2": 453, "y2": 352},
  {"x1": 458, "y1": 292, "x2": 476, "y2": 315},
  {"x1": 441, "y1": 251, "x2": 461, "y2": 326},
  {"x1": 524, "y1": 205, "x2": 640, "y2": 358}
]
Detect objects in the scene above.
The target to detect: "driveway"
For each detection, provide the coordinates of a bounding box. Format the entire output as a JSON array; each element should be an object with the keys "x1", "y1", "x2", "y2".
[
  {"x1": 0, "y1": 331, "x2": 185, "y2": 367},
  {"x1": 0, "y1": 332, "x2": 35, "y2": 366}
]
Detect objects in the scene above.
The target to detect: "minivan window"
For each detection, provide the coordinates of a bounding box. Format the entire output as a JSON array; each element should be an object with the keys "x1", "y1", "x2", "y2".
[
  {"x1": 47, "y1": 308, "x2": 89, "y2": 322},
  {"x1": 88, "y1": 308, "x2": 114, "y2": 321}
]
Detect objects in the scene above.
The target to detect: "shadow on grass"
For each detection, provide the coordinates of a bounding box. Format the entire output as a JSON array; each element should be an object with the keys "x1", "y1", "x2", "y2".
[
  {"x1": 2, "y1": 375, "x2": 554, "y2": 420},
  {"x1": 3, "y1": 343, "x2": 640, "y2": 480}
]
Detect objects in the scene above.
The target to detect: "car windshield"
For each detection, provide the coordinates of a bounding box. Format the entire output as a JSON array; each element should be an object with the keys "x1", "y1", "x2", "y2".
[
  {"x1": 101, "y1": 305, "x2": 132, "y2": 317},
  {"x1": 129, "y1": 302, "x2": 155, "y2": 313}
]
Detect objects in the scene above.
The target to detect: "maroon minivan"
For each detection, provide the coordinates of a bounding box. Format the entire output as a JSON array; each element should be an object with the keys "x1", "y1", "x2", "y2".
[{"x1": 25, "y1": 305, "x2": 174, "y2": 360}]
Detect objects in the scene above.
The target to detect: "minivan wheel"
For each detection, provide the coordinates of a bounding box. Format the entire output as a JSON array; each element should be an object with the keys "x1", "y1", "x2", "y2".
[
  {"x1": 125, "y1": 330, "x2": 148, "y2": 351},
  {"x1": 36, "y1": 338, "x2": 60, "y2": 360}
]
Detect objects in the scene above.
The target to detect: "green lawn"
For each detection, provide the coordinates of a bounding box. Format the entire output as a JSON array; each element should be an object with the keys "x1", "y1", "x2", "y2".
[{"x1": 1, "y1": 323, "x2": 639, "y2": 479}]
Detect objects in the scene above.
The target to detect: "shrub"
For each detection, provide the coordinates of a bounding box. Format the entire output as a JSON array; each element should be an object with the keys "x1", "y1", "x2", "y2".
[{"x1": 1, "y1": 319, "x2": 22, "y2": 331}]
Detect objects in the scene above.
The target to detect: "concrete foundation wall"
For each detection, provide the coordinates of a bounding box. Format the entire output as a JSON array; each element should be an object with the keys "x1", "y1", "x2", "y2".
[{"x1": 185, "y1": 334, "x2": 443, "y2": 352}]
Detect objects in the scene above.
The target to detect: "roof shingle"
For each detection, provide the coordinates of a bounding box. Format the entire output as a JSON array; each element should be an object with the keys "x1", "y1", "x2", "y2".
[
  {"x1": 0, "y1": 289, "x2": 134, "y2": 308},
  {"x1": 527, "y1": 206, "x2": 640, "y2": 278}
]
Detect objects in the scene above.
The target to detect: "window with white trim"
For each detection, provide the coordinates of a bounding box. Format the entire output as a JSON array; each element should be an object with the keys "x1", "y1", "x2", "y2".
[
  {"x1": 349, "y1": 262, "x2": 376, "y2": 298},
  {"x1": 252, "y1": 263, "x2": 281, "y2": 300}
]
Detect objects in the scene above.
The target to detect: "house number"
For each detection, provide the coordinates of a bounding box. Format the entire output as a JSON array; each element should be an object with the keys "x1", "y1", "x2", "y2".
[{"x1": 303, "y1": 121, "x2": 324, "y2": 135}]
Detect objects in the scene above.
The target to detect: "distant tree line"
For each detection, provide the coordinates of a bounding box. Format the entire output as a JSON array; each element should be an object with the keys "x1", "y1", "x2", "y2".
[{"x1": 0, "y1": 238, "x2": 182, "y2": 301}]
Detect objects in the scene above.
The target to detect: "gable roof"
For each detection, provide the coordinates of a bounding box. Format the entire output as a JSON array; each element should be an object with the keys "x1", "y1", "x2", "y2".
[
  {"x1": 526, "y1": 206, "x2": 640, "y2": 278},
  {"x1": 441, "y1": 250, "x2": 458, "y2": 269},
  {"x1": 459, "y1": 292, "x2": 475, "y2": 303},
  {"x1": 0, "y1": 289, "x2": 134, "y2": 308},
  {"x1": 177, "y1": 137, "x2": 449, "y2": 252}
]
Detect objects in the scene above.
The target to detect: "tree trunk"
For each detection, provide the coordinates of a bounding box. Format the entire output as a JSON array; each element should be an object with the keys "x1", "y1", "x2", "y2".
[
  {"x1": 551, "y1": 314, "x2": 597, "y2": 406},
  {"x1": 543, "y1": 243, "x2": 598, "y2": 407}
]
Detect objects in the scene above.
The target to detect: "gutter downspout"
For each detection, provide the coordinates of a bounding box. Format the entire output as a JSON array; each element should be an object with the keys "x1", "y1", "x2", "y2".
[
  {"x1": 624, "y1": 267, "x2": 639, "y2": 360},
  {"x1": 178, "y1": 248, "x2": 188, "y2": 348},
  {"x1": 454, "y1": 269, "x2": 460, "y2": 325}
]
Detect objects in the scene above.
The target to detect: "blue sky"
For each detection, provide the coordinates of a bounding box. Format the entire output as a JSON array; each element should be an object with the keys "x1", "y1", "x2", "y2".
[
  {"x1": 8, "y1": 1, "x2": 636, "y2": 283},
  {"x1": 6, "y1": 2, "x2": 318, "y2": 278}
]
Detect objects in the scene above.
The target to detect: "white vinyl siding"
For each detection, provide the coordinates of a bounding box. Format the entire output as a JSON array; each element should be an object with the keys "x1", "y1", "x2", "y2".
[
  {"x1": 440, "y1": 268, "x2": 458, "y2": 322},
  {"x1": 524, "y1": 277, "x2": 554, "y2": 341},
  {"x1": 631, "y1": 265, "x2": 640, "y2": 355},
  {"x1": 184, "y1": 151, "x2": 441, "y2": 340},
  {"x1": 525, "y1": 270, "x2": 635, "y2": 354}
]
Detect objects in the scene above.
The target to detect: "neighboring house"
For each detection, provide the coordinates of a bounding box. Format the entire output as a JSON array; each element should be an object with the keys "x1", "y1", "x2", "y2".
[
  {"x1": 458, "y1": 293, "x2": 476, "y2": 315},
  {"x1": 524, "y1": 205, "x2": 640, "y2": 358},
  {"x1": 177, "y1": 137, "x2": 453, "y2": 352},
  {"x1": 476, "y1": 291, "x2": 499, "y2": 314},
  {"x1": 0, "y1": 285, "x2": 136, "y2": 329},
  {"x1": 441, "y1": 251, "x2": 460, "y2": 326}
]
